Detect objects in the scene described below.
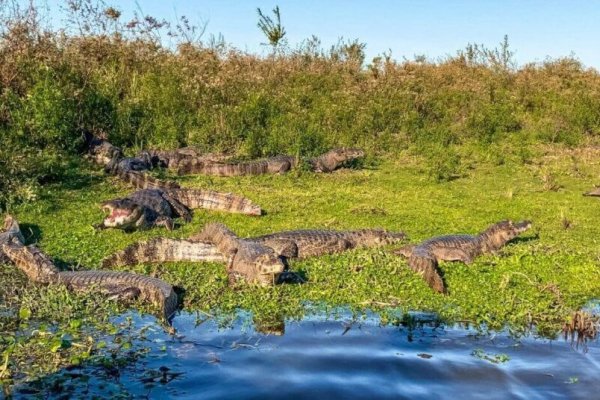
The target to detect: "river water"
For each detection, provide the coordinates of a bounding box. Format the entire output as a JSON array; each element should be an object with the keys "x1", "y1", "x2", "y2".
[{"x1": 9, "y1": 309, "x2": 600, "y2": 399}]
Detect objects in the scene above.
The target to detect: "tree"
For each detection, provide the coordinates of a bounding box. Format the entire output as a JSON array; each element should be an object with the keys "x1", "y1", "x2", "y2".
[{"x1": 257, "y1": 5, "x2": 286, "y2": 50}]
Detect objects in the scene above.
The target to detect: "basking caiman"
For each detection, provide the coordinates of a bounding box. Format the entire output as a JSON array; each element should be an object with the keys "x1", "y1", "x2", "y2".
[
  {"x1": 584, "y1": 187, "x2": 600, "y2": 197},
  {"x1": 102, "y1": 225, "x2": 407, "y2": 285},
  {"x1": 0, "y1": 215, "x2": 177, "y2": 320},
  {"x1": 96, "y1": 188, "x2": 262, "y2": 231},
  {"x1": 191, "y1": 222, "x2": 286, "y2": 286},
  {"x1": 249, "y1": 228, "x2": 407, "y2": 259},
  {"x1": 143, "y1": 148, "x2": 232, "y2": 171},
  {"x1": 176, "y1": 148, "x2": 365, "y2": 176},
  {"x1": 393, "y1": 220, "x2": 532, "y2": 294},
  {"x1": 84, "y1": 133, "x2": 179, "y2": 190}
]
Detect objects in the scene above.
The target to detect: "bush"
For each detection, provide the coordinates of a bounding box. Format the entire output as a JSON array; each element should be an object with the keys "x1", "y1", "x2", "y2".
[{"x1": 1, "y1": 2, "x2": 600, "y2": 209}]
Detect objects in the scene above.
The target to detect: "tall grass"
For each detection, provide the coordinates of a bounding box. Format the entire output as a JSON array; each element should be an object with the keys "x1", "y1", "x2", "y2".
[{"x1": 1, "y1": 1, "x2": 600, "y2": 209}]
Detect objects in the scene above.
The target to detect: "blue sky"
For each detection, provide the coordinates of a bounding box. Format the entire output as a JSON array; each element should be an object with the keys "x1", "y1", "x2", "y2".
[{"x1": 39, "y1": 0, "x2": 599, "y2": 68}]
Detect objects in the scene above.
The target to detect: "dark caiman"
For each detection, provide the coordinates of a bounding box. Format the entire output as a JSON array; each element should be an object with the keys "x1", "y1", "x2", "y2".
[
  {"x1": 84, "y1": 133, "x2": 179, "y2": 190},
  {"x1": 96, "y1": 188, "x2": 262, "y2": 231}
]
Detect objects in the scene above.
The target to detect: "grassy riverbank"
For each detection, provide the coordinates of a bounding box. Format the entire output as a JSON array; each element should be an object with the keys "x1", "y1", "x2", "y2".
[{"x1": 2, "y1": 144, "x2": 600, "y2": 387}]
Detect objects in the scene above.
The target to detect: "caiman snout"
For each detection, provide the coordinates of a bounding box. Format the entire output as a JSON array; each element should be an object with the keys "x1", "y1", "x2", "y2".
[
  {"x1": 256, "y1": 253, "x2": 286, "y2": 286},
  {"x1": 513, "y1": 220, "x2": 532, "y2": 233},
  {"x1": 99, "y1": 199, "x2": 143, "y2": 228}
]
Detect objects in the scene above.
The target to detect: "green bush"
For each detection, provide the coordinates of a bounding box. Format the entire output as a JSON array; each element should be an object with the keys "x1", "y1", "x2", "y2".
[{"x1": 1, "y1": 2, "x2": 600, "y2": 209}]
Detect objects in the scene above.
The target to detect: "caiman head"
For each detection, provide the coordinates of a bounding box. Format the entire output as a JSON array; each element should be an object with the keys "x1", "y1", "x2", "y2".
[
  {"x1": 328, "y1": 147, "x2": 365, "y2": 163},
  {"x1": 251, "y1": 250, "x2": 286, "y2": 286},
  {"x1": 479, "y1": 220, "x2": 532, "y2": 251},
  {"x1": 88, "y1": 138, "x2": 122, "y2": 166},
  {"x1": 97, "y1": 198, "x2": 145, "y2": 230}
]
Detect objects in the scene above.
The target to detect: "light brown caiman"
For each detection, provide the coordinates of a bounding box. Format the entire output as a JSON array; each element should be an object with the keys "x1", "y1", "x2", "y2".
[
  {"x1": 0, "y1": 215, "x2": 178, "y2": 320},
  {"x1": 584, "y1": 187, "x2": 600, "y2": 197},
  {"x1": 102, "y1": 225, "x2": 407, "y2": 285},
  {"x1": 189, "y1": 222, "x2": 286, "y2": 286},
  {"x1": 96, "y1": 188, "x2": 262, "y2": 231},
  {"x1": 392, "y1": 220, "x2": 532, "y2": 294},
  {"x1": 176, "y1": 148, "x2": 366, "y2": 176}
]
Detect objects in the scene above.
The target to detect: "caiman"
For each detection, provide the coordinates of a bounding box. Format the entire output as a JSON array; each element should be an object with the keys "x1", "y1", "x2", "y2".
[
  {"x1": 0, "y1": 215, "x2": 177, "y2": 320},
  {"x1": 96, "y1": 188, "x2": 262, "y2": 231},
  {"x1": 249, "y1": 228, "x2": 407, "y2": 258},
  {"x1": 584, "y1": 187, "x2": 600, "y2": 197},
  {"x1": 176, "y1": 148, "x2": 365, "y2": 176},
  {"x1": 103, "y1": 225, "x2": 407, "y2": 285},
  {"x1": 84, "y1": 133, "x2": 179, "y2": 190},
  {"x1": 143, "y1": 148, "x2": 232, "y2": 170},
  {"x1": 393, "y1": 220, "x2": 532, "y2": 294},
  {"x1": 190, "y1": 222, "x2": 286, "y2": 286}
]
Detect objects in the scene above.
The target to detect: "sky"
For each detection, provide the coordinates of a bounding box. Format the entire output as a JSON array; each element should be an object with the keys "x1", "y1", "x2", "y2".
[{"x1": 35, "y1": 0, "x2": 600, "y2": 69}]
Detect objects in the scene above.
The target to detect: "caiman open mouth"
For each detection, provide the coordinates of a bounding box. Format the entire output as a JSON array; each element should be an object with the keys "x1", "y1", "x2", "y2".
[
  {"x1": 101, "y1": 204, "x2": 134, "y2": 222},
  {"x1": 107, "y1": 209, "x2": 133, "y2": 222}
]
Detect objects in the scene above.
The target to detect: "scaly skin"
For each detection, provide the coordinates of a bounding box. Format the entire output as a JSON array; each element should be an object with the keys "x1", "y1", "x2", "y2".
[
  {"x1": 192, "y1": 223, "x2": 285, "y2": 286},
  {"x1": 0, "y1": 215, "x2": 25, "y2": 263},
  {"x1": 393, "y1": 220, "x2": 533, "y2": 294},
  {"x1": 102, "y1": 237, "x2": 225, "y2": 268},
  {"x1": 145, "y1": 149, "x2": 232, "y2": 170},
  {"x1": 166, "y1": 188, "x2": 262, "y2": 216},
  {"x1": 0, "y1": 216, "x2": 177, "y2": 320},
  {"x1": 96, "y1": 187, "x2": 261, "y2": 231},
  {"x1": 117, "y1": 170, "x2": 181, "y2": 190},
  {"x1": 176, "y1": 148, "x2": 365, "y2": 176},
  {"x1": 103, "y1": 226, "x2": 406, "y2": 286},
  {"x1": 308, "y1": 148, "x2": 365, "y2": 173},
  {"x1": 84, "y1": 134, "x2": 180, "y2": 190},
  {"x1": 178, "y1": 155, "x2": 297, "y2": 176},
  {"x1": 96, "y1": 189, "x2": 191, "y2": 231},
  {"x1": 251, "y1": 228, "x2": 407, "y2": 258}
]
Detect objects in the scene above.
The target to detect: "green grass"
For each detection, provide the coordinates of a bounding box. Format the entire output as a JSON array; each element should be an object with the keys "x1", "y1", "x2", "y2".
[{"x1": 2, "y1": 145, "x2": 600, "y2": 385}]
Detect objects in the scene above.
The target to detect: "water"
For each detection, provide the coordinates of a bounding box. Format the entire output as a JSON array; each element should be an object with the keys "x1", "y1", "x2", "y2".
[{"x1": 10, "y1": 311, "x2": 600, "y2": 399}]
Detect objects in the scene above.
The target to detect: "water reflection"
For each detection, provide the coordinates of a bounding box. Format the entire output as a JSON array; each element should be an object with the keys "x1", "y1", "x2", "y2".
[{"x1": 10, "y1": 310, "x2": 600, "y2": 400}]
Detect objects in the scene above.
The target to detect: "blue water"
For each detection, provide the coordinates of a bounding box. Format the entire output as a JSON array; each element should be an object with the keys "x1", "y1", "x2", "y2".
[{"x1": 10, "y1": 310, "x2": 600, "y2": 399}]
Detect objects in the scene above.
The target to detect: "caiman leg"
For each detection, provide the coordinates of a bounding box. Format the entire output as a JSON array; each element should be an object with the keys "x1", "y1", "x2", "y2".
[
  {"x1": 225, "y1": 250, "x2": 239, "y2": 286},
  {"x1": 161, "y1": 193, "x2": 192, "y2": 222},
  {"x1": 407, "y1": 253, "x2": 446, "y2": 294},
  {"x1": 155, "y1": 216, "x2": 175, "y2": 231},
  {"x1": 102, "y1": 238, "x2": 224, "y2": 268}
]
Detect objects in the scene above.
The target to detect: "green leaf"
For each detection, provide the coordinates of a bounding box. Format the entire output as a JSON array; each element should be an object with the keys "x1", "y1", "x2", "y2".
[{"x1": 18, "y1": 307, "x2": 31, "y2": 320}]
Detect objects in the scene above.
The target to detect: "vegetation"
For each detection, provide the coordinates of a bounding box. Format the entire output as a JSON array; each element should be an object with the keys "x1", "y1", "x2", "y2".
[
  {"x1": 1, "y1": 0, "x2": 600, "y2": 392},
  {"x1": 1, "y1": 1, "x2": 600, "y2": 209},
  {"x1": 2, "y1": 146, "x2": 600, "y2": 389}
]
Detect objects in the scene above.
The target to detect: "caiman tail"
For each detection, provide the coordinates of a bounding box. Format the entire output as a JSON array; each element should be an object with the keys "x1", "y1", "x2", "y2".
[
  {"x1": 191, "y1": 222, "x2": 240, "y2": 255},
  {"x1": 102, "y1": 237, "x2": 224, "y2": 268},
  {"x1": 57, "y1": 270, "x2": 178, "y2": 321},
  {"x1": 1, "y1": 216, "x2": 179, "y2": 321},
  {"x1": 166, "y1": 188, "x2": 262, "y2": 216}
]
